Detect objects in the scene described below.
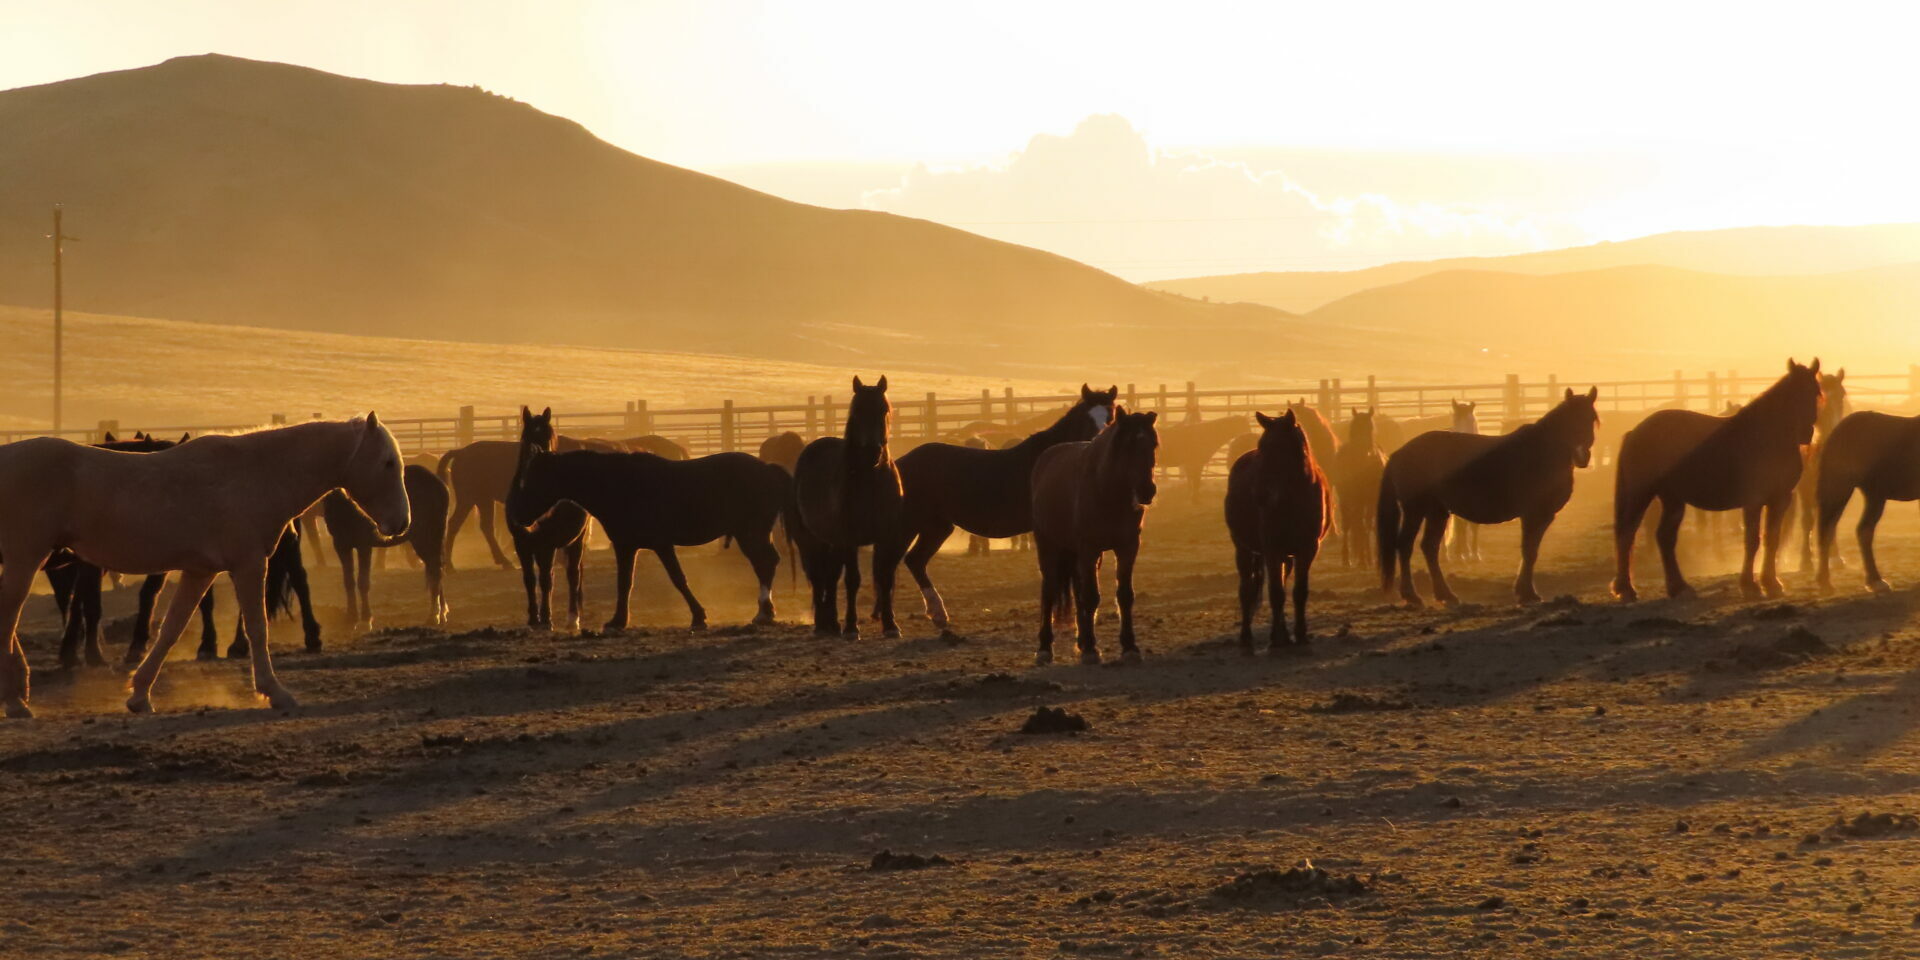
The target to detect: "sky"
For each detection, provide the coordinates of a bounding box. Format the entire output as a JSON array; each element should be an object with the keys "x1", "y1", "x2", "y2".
[{"x1": 4, "y1": 0, "x2": 1918, "y2": 280}]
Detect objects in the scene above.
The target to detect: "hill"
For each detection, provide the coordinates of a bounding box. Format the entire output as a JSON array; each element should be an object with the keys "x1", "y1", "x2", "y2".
[
  {"x1": 0, "y1": 54, "x2": 1468, "y2": 382},
  {"x1": 1303, "y1": 263, "x2": 1920, "y2": 376},
  {"x1": 1148, "y1": 223, "x2": 1920, "y2": 313},
  {"x1": 0, "y1": 305, "x2": 1067, "y2": 433}
]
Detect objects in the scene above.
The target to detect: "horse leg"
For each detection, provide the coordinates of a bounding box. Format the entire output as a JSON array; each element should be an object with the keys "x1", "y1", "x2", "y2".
[
  {"x1": 903, "y1": 521, "x2": 956, "y2": 634},
  {"x1": 1854, "y1": 496, "x2": 1889, "y2": 593},
  {"x1": 871, "y1": 535, "x2": 903, "y2": 640},
  {"x1": 232, "y1": 560, "x2": 298, "y2": 710},
  {"x1": 534, "y1": 548, "x2": 556, "y2": 629},
  {"x1": 1071, "y1": 551, "x2": 1101, "y2": 664},
  {"x1": 80, "y1": 566, "x2": 107, "y2": 667},
  {"x1": 1796, "y1": 486, "x2": 1816, "y2": 573},
  {"x1": 1292, "y1": 547, "x2": 1315, "y2": 645},
  {"x1": 1735, "y1": 504, "x2": 1763, "y2": 600},
  {"x1": 604, "y1": 543, "x2": 637, "y2": 632},
  {"x1": 741, "y1": 534, "x2": 780, "y2": 626},
  {"x1": 126, "y1": 573, "x2": 166, "y2": 666},
  {"x1": 194, "y1": 590, "x2": 219, "y2": 661},
  {"x1": 127, "y1": 570, "x2": 217, "y2": 714},
  {"x1": 1235, "y1": 547, "x2": 1260, "y2": 654},
  {"x1": 1611, "y1": 484, "x2": 1656, "y2": 602},
  {"x1": 1653, "y1": 496, "x2": 1691, "y2": 598},
  {"x1": 514, "y1": 534, "x2": 541, "y2": 629},
  {"x1": 424, "y1": 542, "x2": 449, "y2": 625},
  {"x1": 1514, "y1": 512, "x2": 1552, "y2": 605},
  {"x1": 442, "y1": 499, "x2": 472, "y2": 573},
  {"x1": 1035, "y1": 543, "x2": 1062, "y2": 666},
  {"x1": 478, "y1": 502, "x2": 513, "y2": 570},
  {"x1": 48, "y1": 563, "x2": 81, "y2": 670},
  {"x1": 839, "y1": 547, "x2": 861, "y2": 639},
  {"x1": 1759, "y1": 494, "x2": 1791, "y2": 599},
  {"x1": 1394, "y1": 505, "x2": 1424, "y2": 607},
  {"x1": 288, "y1": 551, "x2": 322, "y2": 652},
  {"x1": 1419, "y1": 507, "x2": 1457, "y2": 605},
  {"x1": 356, "y1": 545, "x2": 374, "y2": 630},
  {"x1": 1265, "y1": 551, "x2": 1290, "y2": 650},
  {"x1": 334, "y1": 539, "x2": 356, "y2": 626},
  {"x1": 1114, "y1": 539, "x2": 1140, "y2": 662},
  {"x1": 0, "y1": 553, "x2": 49, "y2": 718},
  {"x1": 658, "y1": 546, "x2": 709, "y2": 633}
]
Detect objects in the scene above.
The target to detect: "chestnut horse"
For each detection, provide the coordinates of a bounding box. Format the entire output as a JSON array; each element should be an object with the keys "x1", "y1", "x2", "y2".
[
  {"x1": 0, "y1": 416, "x2": 408, "y2": 717},
  {"x1": 1612, "y1": 360, "x2": 1823, "y2": 602},
  {"x1": 1226, "y1": 410, "x2": 1333, "y2": 652},
  {"x1": 1792, "y1": 368, "x2": 1847, "y2": 571},
  {"x1": 1330, "y1": 408, "x2": 1386, "y2": 567},
  {"x1": 510, "y1": 419, "x2": 787, "y2": 632},
  {"x1": 1156, "y1": 413, "x2": 1250, "y2": 502},
  {"x1": 322, "y1": 464, "x2": 451, "y2": 628},
  {"x1": 1815, "y1": 409, "x2": 1920, "y2": 594},
  {"x1": 1031, "y1": 408, "x2": 1159, "y2": 665},
  {"x1": 1380, "y1": 388, "x2": 1599, "y2": 607},
  {"x1": 792, "y1": 376, "x2": 905, "y2": 638},
  {"x1": 891, "y1": 385, "x2": 1116, "y2": 636}
]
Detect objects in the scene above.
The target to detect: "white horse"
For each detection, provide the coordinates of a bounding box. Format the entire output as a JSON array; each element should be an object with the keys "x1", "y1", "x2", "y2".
[{"x1": 0, "y1": 415, "x2": 409, "y2": 717}]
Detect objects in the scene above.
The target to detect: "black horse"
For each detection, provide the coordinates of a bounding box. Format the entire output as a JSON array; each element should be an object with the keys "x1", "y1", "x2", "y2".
[
  {"x1": 509, "y1": 414, "x2": 787, "y2": 633},
  {"x1": 890, "y1": 384, "x2": 1117, "y2": 637},
  {"x1": 792, "y1": 376, "x2": 906, "y2": 638}
]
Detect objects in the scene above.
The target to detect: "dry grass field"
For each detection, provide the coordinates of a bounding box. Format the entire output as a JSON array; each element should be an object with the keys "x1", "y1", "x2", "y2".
[
  {"x1": 6, "y1": 468, "x2": 1920, "y2": 957},
  {"x1": 0, "y1": 305, "x2": 1067, "y2": 432}
]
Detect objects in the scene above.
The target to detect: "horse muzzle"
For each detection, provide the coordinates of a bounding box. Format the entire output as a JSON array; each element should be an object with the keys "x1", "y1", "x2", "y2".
[{"x1": 1136, "y1": 481, "x2": 1158, "y2": 506}]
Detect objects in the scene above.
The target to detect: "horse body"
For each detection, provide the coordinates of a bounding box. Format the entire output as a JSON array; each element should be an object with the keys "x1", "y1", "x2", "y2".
[
  {"x1": 1379, "y1": 389, "x2": 1598, "y2": 606},
  {"x1": 0, "y1": 417, "x2": 408, "y2": 717},
  {"x1": 1815, "y1": 410, "x2": 1920, "y2": 593},
  {"x1": 1330, "y1": 409, "x2": 1385, "y2": 567},
  {"x1": 1157, "y1": 413, "x2": 1250, "y2": 501},
  {"x1": 1226, "y1": 411, "x2": 1333, "y2": 651},
  {"x1": 1793, "y1": 369, "x2": 1847, "y2": 570},
  {"x1": 624, "y1": 435, "x2": 690, "y2": 460},
  {"x1": 1611, "y1": 360, "x2": 1823, "y2": 602},
  {"x1": 793, "y1": 376, "x2": 905, "y2": 637},
  {"x1": 891, "y1": 385, "x2": 1116, "y2": 635},
  {"x1": 511, "y1": 439, "x2": 787, "y2": 632},
  {"x1": 1030, "y1": 408, "x2": 1159, "y2": 665},
  {"x1": 323, "y1": 464, "x2": 451, "y2": 627}
]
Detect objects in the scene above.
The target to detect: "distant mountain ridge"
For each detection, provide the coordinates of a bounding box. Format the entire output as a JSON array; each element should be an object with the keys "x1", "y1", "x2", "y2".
[
  {"x1": 1147, "y1": 223, "x2": 1920, "y2": 313},
  {"x1": 0, "y1": 54, "x2": 1473, "y2": 381}
]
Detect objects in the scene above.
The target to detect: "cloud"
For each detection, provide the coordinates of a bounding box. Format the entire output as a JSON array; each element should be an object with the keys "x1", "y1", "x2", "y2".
[{"x1": 861, "y1": 115, "x2": 1566, "y2": 281}]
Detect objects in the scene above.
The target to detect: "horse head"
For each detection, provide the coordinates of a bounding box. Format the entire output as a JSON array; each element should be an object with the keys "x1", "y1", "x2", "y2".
[
  {"x1": 1548, "y1": 387, "x2": 1601, "y2": 468},
  {"x1": 1074, "y1": 383, "x2": 1119, "y2": 437},
  {"x1": 342, "y1": 412, "x2": 410, "y2": 538},
  {"x1": 1451, "y1": 399, "x2": 1480, "y2": 434},
  {"x1": 1255, "y1": 410, "x2": 1314, "y2": 489},
  {"x1": 845, "y1": 375, "x2": 892, "y2": 464},
  {"x1": 1348, "y1": 407, "x2": 1376, "y2": 450},
  {"x1": 1819, "y1": 367, "x2": 1848, "y2": 433},
  {"x1": 1777, "y1": 358, "x2": 1826, "y2": 444},
  {"x1": 1104, "y1": 407, "x2": 1159, "y2": 507},
  {"x1": 508, "y1": 406, "x2": 560, "y2": 528}
]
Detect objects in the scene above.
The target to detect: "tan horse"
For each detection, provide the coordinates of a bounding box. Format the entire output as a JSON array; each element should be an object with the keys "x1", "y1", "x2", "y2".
[
  {"x1": 1156, "y1": 414, "x2": 1249, "y2": 502},
  {"x1": 1793, "y1": 368, "x2": 1847, "y2": 571},
  {"x1": 1330, "y1": 408, "x2": 1386, "y2": 567},
  {"x1": 437, "y1": 434, "x2": 605, "y2": 570},
  {"x1": 0, "y1": 416, "x2": 408, "y2": 717}
]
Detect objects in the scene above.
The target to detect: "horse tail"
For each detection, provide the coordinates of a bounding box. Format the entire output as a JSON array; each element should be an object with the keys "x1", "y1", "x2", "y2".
[
  {"x1": 435, "y1": 447, "x2": 458, "y2": 482},
  {"x1": 1375, "y1": 465, "x2": 1398, "y2": 592},
  {"x1": 265, "y1": 526, "x2": 297, "y2": 621},
  {"x1": 721, "y1": 535, "x2": 734, "y2": 551}
]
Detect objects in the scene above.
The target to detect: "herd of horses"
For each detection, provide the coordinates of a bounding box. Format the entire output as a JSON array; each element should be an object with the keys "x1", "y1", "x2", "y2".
[{"x1": 2, "y1": 357, "x2": 1917, "y2": 718}]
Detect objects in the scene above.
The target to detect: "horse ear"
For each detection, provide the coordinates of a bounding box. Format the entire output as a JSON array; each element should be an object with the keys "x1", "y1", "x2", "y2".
[
  {"x1": 1281, "y1": 409, "x2": 1297, "y2": 425},
  {"x1": 1105, "y1": 385, "x2": 1117, "y2": 398},
  {"x1": 1809, "y1": 357, "x2": 1821, "y2": 375},
  {"x1": 876, "y1": 375, "x2": 888, "y2": 392},
  {"x1": 1254, "y1": 411, "x2": 1272, "y2": 427},
  {"x1": 1564, "y1": 387, "x2": 1574, "y2": 400},
  {"x1": 852, "y1": 375, "x2": 865, "y2": 389},
  {"x1": 1837, "y1": 367, "x2": 1846, "y2": 381},
  {"x1": 1587, "y1": 386, "x2": 1599, "y2": 401},
  {"x1": 1144, "y1": 411, "x2": 1158, "y2": 425},
  {"x1": 1786, "y1": 357, "x2": 1798, "y2": 372},
  {"x1": 521, "y1": 406, "x2": 532, "y2": 421},
  {"x1": 541, "y1": 406, "x2": 552, "y2": 418},
  {"x1": 102, "y1": 431, "x2": 116, "y2": 442},
  {"x1": 179, "y1": 432, "x2": 190, "y2": 443},
  {"x1": 1081, "y1": 383, "x2": 1093, "y2": 399},
  {"x1": 365, "y1": 411, "x2": 380, "y2": 429}
]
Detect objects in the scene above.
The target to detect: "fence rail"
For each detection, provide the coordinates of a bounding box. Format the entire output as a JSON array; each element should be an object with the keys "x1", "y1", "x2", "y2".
[{"x1": 8, "y1": 367, "x2": 1915, "y2": 457}]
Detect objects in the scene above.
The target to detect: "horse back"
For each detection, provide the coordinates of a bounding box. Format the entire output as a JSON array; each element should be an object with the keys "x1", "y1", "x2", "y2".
[
  {"x1": 1622, "y1": 408, "x2": 1799, "y2": 508},
  {"x1": 1823, "y1": 411, "x2": 1920, "y2": 501},
  {"x1": 897, "y1": 441, "x2": 1037, "y2": 535},
  {"x1": 1029, "y1": 441, "x2": 1092, "y2": 543},
  {"x1": 444, "y1": 440, "x2": 520, "y2": 503},
  {"x1": 793, "y1": 438, "x2": 902, "y2": 547}
]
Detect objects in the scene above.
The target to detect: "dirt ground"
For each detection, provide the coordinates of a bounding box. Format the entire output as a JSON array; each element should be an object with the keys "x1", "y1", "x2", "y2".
[{"x1": 7, "y1": 468, "x2": 1920, "y2": 958}]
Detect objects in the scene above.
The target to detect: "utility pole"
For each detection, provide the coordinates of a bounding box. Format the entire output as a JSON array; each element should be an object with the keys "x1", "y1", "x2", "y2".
[{"x1": 48, "y1": 205, "x2": 74, "y2": 433}]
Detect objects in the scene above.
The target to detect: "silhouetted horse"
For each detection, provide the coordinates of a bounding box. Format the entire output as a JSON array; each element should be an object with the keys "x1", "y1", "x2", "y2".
[
  {"x1": 486, "y1": 409, "x2": 591, "y2": 630},
  {"x1": 515, "y1": 418, "x2": 788, "y2": 632},
  {"x1": 624, "y1": 435, "x2": 691, "y2": 460},
  {"x1": 1226, "y1": 411, "x2": 1332, "y2": 652},
  {"x1": 960, "y1": 436, "x2": 994, "y2": 556},
  {"x1": 1286, "y1": 402, "x2": 1342, "y2": 465},
  {"x1": 1330, "y1": 408, "x2": 1386, "y2": 567},
  {"x1": 322, "y1": 464, "x2": 451, "y2": 628},
  {"x1": 1156, "y1": 413, "x2": 1250, "y2": 501},
  {"x1": 1031, "y1": 407, "x2": 1158, "y2": 665},
  {"x1": 792, "y1": 376, "x2": 904, "y2": 637},
  {"x1": 1793, "y1": 368, "x2": 1847, "y2": 571},
  {"x1": 758, "y1": 431, "x2": 806, "y2": 586},
  {"x1": 891, "y1": 385, "x2": 1117, "y2": 636},
  {"x1": 1444, "y1": 400, "x2": 1483, "y2": 562},
  {"x1": 1380, "y1": 388, "x2": 1600, "y2": 606},
  {"x1": 1814, "y1": 409, "x2": 1920, "y2": 593},
  {"x1": 1612, "y1": 360, "x2": 1824, "y2": 602}
]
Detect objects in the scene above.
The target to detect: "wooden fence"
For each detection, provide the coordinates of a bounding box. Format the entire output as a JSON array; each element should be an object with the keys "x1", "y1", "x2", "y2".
[{"x1": 9, "y1": 367, "x2": 1917, "y2": 457}]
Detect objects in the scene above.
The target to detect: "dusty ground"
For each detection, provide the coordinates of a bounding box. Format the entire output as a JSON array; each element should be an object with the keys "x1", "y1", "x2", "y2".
[{"x1": 7, "y1": 471, "x2": 1920, "y2": 958}]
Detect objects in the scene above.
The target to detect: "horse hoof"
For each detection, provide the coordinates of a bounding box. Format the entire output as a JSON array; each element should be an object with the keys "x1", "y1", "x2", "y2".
[
  {"x1": 1078, "y1": 649, "x2": 1102, "y2": 666},
  {"x1": 195, "y1": 648, "x2": 218, "y2": 662},
  {"x1": 938, "y1": 629, "x2": 963, "y2": 643},
  {"x1": 262, "y1": 689, "x2": 300, "y2": 710},
  {"x1": 1120, "y1": 648, "x2": 1142, "y2": 664},
  {"x1": 1868, "y1": 579, "x2": 1893, "y2": 595},
  {"x1": 1515, "y1": 591, "x2": 1542, "y2": 606},
  {"x1": 842, "y1": 628, "x2": 860, "y2": 641},
  {"x1": 1034, "y1": 651, "x2": 1053, "y2": 667},
  {"x1": 4, "y1": 698, "x2": 32, "y2": 719},
  {"x1": 125, "y1": 695, "x2": 152, "y2": 715},
  {"x1": 690, "y1": 623, "x2": 709, "y2": 634},
  {"x1": 751, "y1": 613, "x2": 777, "y2": 627},
  {"x1": 305, "y1": 640, "x2": 324, "y2": 654},
  {"x1": 882, "y1": 627, "x2": 901, "y2": 640}
]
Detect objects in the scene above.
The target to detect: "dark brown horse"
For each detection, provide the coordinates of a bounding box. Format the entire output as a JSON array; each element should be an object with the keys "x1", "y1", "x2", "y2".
[
  {"x1": 624, "y1": 435, "x2": 691, "y2": 460},
  {"x1": 1793, "y1": 368, "x2": 1847, "y2": 571},
  {"x1": 1286, "y1": 401, "x2": 1342, "y2": 465},
  {"x1": 1030, "y1": 408, "x2": 1159, "y2": 665},
  {"x1": 510, "y1": 426, "x2": 787, "y2": 632},
  {"x1": 792, "y1": 376, "x2": 905, "y2": 637},
  {"x1": 1156, "y1": 413, "x2": 1249, "y2": 501},
  {"x1": 1226, "y1": 410, "x2": 1333, "y2": 652},
  {"x1": 1815, "y1": 409, "x2": 1920, "y2": 593},
  {"x1": 1380, "y1": 388, "x2": 1600, "y2": 606},
  {"x1": 1330, "y1": 408, "x2": 1386, "y2": 567},
  {"x1": 1612, "y1": 360, "x2": 1823, "y2": 602},
  {"x1": 322, "y1": 464, "x2": 451, "y2": 628},
  {"x1": 891, "y1": 385, "x2": 1117, "y2": 636},
  {"x1": 498, "y1": 409, "x2": 593, "y2": 629},
  {"x1": 438, "y1": 432, "x2": 606, "y2": 571}
]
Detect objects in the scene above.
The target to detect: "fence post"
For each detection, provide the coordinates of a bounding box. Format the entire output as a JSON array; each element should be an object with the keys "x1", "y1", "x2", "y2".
[
  {"x1": 1706, "y1": 371, "x2": 1720, "y2": 412},
  {"x1": 824, "y1": 395, "x2": 837, "y2": 436},
  {"x1": 1157, "y1": 383, "x2": 1168, "y2": 416},
  {"x1": 1003, "y1": 387, "x2": 1015, "y2": 423},
  {"x1": 1673, "y1": 369, "x2": 1685, "y2": 408},
  {"x1": 806, "y1": 396, "x2": 818, "y2": 438},
  {"x1": 1366, "y1": 375, "x2": 1379, "y2": 413},
  {"x1": 1727, "y1": 371, "x2": 1739, "y2": 406},
  {"x1": 1545, "y1": 374, "x2": 1558, "y2": 415},
  {"x1": 925, "y1": 391, "x2": 939, "y2": 437},
  {"x1": 456, "y1": 405, "x2": 475, "y2": 448},
  {"x1": 1503, "y1": 374, "x2": 1521, "y2": 423},
  {"x1": 1125, "y1": 383, "x2": 1137, "y2": 411},
  {"x1": 719, "y1": 399, "x2": 736, "y2": 452},
  {"x1": 1184, "y1": 381, "x2": 1198, "y2": 422},
  {"x1": 96, "y1": 418, "x2": 118, "y2": 441},
  {"x1": 979, "y1": 389, "x2": 991, "y2": 418},
  {"x1": 1318, "y1": 378, "x2": 1334, "y2": 412}
]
